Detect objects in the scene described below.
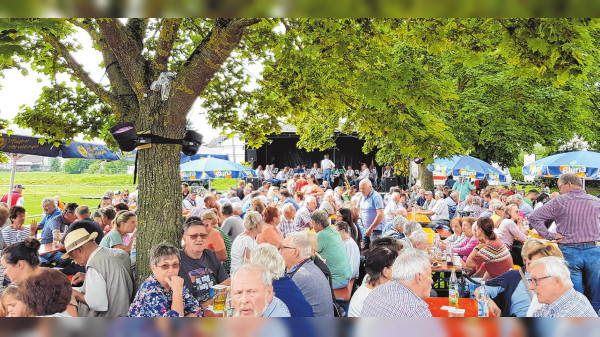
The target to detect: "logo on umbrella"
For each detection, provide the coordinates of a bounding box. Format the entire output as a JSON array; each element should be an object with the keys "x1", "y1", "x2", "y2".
[{"x1": 560, "y1": 165, "x2": 586, "y2": 176}]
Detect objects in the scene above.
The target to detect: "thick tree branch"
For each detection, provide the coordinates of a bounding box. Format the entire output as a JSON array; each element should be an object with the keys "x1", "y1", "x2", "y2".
[
  {"x1": 97, "y1": 19, "x2": 148, "y2": 98},
  {"x1": 152, "y1": 18, "x2": 182, "y2": 73},
  {"x1": 41, "y1": 32, "x2": 118, "y2": 107},
  {"x1": 168, "y1": 18, "x2": 261, "y2": 119},
  {"x1": 126, "y1": 18, "x2": 148, "y2": 55}
]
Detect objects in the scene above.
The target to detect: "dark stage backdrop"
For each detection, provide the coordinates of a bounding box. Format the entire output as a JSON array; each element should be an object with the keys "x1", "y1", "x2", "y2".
[{"x1": 247, "y1": 133, "x2": 378, "y2": 172}]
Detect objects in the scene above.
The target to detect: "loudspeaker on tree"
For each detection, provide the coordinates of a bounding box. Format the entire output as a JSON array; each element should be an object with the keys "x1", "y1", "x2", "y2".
[
  {"x1": 245, "y1": 177, "x2": 261, "y2": 190},
  {"x1": 247, "y1": 149, "x2": 257, "y2": 162}
]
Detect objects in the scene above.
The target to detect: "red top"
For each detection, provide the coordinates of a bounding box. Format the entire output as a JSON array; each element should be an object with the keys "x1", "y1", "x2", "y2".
[
  {"x1": 295, "y1": 178, "x2": 308, "y2": 192},
  {"x1": 1, "y1": 192, "x2": 22, "y2": 207}
]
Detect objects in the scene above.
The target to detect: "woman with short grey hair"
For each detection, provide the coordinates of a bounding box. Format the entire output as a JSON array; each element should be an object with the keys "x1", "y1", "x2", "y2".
[
  {"x1": 250, "y1": 243, "x2": 314, "y2": 317},
  {"x1": 128, "y1": 242, "x2": 202, "y2": 317}
]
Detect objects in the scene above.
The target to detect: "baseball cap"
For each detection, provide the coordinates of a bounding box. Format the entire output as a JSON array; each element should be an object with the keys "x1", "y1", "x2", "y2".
[
  {"x1": 13, "y1": 184, "x2": 24, "y2": 189},
  {"x1": 424, "y1": 191, "x2": 433, "y2": 195}
]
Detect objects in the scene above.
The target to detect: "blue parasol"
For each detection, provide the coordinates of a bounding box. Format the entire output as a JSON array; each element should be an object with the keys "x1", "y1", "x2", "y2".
[
  {"x1": 427, "y1": 155, "x2": 507, "y2": 183},
  {"x1": 180, "y1": 157, "x2": 255, "y2": 180},
  {"x1": 522, "y1": 150, "x2": 600, "y2": 180}
]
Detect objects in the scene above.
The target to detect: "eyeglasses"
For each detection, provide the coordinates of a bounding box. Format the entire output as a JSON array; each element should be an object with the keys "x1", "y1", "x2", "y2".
[
  {"x1": 279, "y1": 246, "x2": 297, "y2": 251},
  {"x1": 157, "y1": 262, "x2": 180, "y2": 270},
  {"x1": 528, "y1": 275, "x2": 553, "y2": 286},
  {"x1": 558, "y1": 182, "x2": 571, "y2": 189},
  {"x1": 187, "y1": 233, "x2": 208, "y2": 240}
]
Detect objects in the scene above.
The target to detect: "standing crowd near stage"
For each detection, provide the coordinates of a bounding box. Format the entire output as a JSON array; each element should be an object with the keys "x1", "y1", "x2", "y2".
[{"x1": 0, "y1": 166, "x2": 598, "y2": 317}]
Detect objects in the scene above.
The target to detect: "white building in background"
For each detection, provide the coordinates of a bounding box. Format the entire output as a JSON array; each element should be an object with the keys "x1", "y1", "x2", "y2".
[
  {"x1": 206, "y1": 134, "x2": 245, "y2": 163},
  {"x1": 0, "y1": 155, "x2": 52, "y2": 172}
]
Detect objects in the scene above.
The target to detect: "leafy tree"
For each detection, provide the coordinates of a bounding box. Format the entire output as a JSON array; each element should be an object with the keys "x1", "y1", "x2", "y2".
[
  {"x1": 1, "y1": 18, "x2": 263, "y2": 284},
  {"x1": 62, "y1": 158, "x2": 93, "y2": 174},
  {"x1": 50, "y1": 157, "x2": 61, "y2": 172}
]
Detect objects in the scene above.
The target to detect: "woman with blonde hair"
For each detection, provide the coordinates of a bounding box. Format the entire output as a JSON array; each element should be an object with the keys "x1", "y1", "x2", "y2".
[
  {"x1": 229, "y1": 211, "x2": 263, "y2": 274},
  {"x1": 99, "y1": 210, "x2": 137, "y2": 254}
]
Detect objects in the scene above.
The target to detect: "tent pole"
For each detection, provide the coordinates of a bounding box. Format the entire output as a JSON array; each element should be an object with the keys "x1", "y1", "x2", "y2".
[{"x1": 7, "y1": 154, "x2": 17, "y2": 208}]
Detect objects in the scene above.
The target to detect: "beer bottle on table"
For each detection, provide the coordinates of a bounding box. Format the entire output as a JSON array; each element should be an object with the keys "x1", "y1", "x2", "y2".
[
  {"x1": 449, "y1": 268, "x2": 459, "y2": 305},
  {"x1": 477, "y1": 281, "x2": 490, "y2": 317}
]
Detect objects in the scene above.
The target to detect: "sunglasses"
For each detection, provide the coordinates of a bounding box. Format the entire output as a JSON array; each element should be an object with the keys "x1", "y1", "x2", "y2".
[
  {"x1": 157, "y1": 262, "x2": 180, "y2": 270},
  {"x1": 187, "y1": 233, "x2": 208, "y2": 240}
]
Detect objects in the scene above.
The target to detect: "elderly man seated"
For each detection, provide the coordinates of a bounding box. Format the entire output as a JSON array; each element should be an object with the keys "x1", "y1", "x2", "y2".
[
  {"x1": 384, "y1": 192, "x2": 408, "y2": 224},
  {"x1": 383, "y1": 215, "x2": 408, "y2": 239},
  {"x1": 281, "y1": 231, "x2": 333, "y2": 317},
  {"x1": 231, "y1": 263, "x2": 291, "y2": 317},
  {"x1": 310, "y1": 210, "x2": 352, "y2": 289},
  {"x1": 360, "y1": 248, "x2": 433, "y2": 317},
  {"x1": 529, "y1": 256, "x2": 597, "y2": 317},
  {"x1": 63, "y1": 228, "x2": 134, "y2": 317},
  {"x1": 418, "y1": 191, "x2": 450, "y2": 230}
]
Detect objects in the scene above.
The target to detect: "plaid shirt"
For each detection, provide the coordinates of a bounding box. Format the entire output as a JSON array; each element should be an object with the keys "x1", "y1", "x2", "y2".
[
  {"x1": 360, "y1": 281, "x2": 432, "y2": 317},
  {"x1": 278, "y1": 216, "x2": 297, "y2": 238},
  {"x1": 532, "y1": 287, "x2": 598, "y2": 317}
]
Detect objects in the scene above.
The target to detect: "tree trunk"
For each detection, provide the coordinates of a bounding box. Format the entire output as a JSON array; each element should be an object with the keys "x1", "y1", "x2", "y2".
[
  {"x1": 419, "y1": 163, "x2": 434, "y2": 191},
  {"x1": 134, "y1": 102, "x2": 186, "y2": 287}
]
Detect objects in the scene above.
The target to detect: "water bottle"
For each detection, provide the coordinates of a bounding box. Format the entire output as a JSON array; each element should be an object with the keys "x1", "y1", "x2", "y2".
[
  {"x1": 449, "y1": 268, "x2": 459, "y2": 305},
  {"x1": 477, "y1": 281, "x2": 490, "y2": 317}
]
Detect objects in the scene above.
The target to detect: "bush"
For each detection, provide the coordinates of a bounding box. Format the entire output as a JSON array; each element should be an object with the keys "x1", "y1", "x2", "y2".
[{"x1": 508, "y1": 166, "x2": 524, "y2": 182}]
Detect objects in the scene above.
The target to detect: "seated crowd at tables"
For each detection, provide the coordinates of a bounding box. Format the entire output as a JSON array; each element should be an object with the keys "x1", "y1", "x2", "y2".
[{"x1": 0, "y1": 172, "x2": 598, "y2": 317}]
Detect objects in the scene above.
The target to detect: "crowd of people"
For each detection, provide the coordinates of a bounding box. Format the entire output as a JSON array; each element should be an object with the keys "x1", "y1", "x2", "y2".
[
  {"x1": 0, "y1": 171, "x2": 598, "y2": 317},
  {"x1": 250, "y1": 155, "x2": 398, "y2": 190}
]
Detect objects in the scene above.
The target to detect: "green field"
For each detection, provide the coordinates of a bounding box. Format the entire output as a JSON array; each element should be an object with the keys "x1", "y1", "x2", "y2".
[{"x1": 0, "y1": 172, "x2": 240, "y2": 223}]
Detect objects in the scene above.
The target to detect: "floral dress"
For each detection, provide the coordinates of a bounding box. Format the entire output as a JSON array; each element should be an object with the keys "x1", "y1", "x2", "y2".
[{"x1": 127, "y1": 274, "x2": 203, "y2": 317}]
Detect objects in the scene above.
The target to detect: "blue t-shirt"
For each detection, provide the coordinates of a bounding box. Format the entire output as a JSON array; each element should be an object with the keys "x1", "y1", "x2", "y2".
[
  {"x1": 283, "y1": 197, "x2": 300, "y2": 210},
  {"x1": 359, "y1": 189, "x2": 385, "y2": 231},
  {"x1": 40, "y1": 213, "x2": 68, "y2": 244}
]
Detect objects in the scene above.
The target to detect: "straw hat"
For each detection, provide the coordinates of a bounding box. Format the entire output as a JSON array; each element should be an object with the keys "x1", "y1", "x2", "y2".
[{"x1": 61, "y1": 228, "x2": 98, "y2": 259}]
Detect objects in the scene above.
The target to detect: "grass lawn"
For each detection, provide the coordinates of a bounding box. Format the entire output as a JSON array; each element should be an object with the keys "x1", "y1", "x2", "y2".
[{"x1": 0, "y1": 172, "x2": 242, "y2": 223}]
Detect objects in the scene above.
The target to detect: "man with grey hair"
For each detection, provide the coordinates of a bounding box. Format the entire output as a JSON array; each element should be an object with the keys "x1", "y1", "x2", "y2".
[
  {"x1": 383, "y1": 215, "x2": 408, "y2": 238},
  {"x1": 418, "y1": 191, "x2": 450, "y2": 230},
  {"x1": 278, "y1": 203, "x2": 297, "y2": 238},
  {"x1": 445, "y1": 190, "x2": 459, "y2": 220},
  {"x1": 281, "y1": 231, "x2": 333, "y2": 317},
  {"x1": 221, "y1": 202, "x2": 244, "y2": 242},
  {"x1": 399, "y1": 221, "x2": 422, "y2": 248},
  {"x1": 469, "y1": 196, "x2": 486, "y2": 218},
  {"x1": 529, "y1": 172, "x2": 600, "y2": 312},
  {"x1": 231, "y1": 263, "x2": 290, "y2": 317},
  {"x1": 358, "y1": 178, "x2": 385, "y2": 239},
  {"x1": 361, "y1": 248, "x2": 433, "y2": 317},
  {"x1": 529, "y1": 256, "x2": 597, "y2": 317},
  {"x1": 38, "y1": 197, "x2": 61, "y2": 231},
  {"x1": 456, "y1": 194, "x2": 474, "y2": 214},
  {"x1": 310, "y1": 210, "x2": 352, "y2": 289},
  {"x1": 409, "y1": 230, "x2": 429, "y2": 252},
  {"x1": 294, "y1": 195, "x2": 317, "y2": 232},
  {"x1": 250, "y1": 243, "x2": 314, "y2": 317},
  {"x1": 75, "y1": 205, "x2": 91, "y2": 221},
  {"x1": 513, "y1": 193, "x2": 533, "y2": 217}
]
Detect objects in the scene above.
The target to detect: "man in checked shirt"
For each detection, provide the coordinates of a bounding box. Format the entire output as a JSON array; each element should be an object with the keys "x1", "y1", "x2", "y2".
[{"x1": 529, "y1": 173, "x2": 600, "y2": 313}]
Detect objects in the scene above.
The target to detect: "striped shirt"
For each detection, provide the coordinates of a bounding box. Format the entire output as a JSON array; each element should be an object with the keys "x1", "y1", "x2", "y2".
[
  {"x1": 532, "y1": 287, "x2": 598, "y2": 317},
  {"x1": 360, "y1": 281, "x2": 432, "y2": 317},
  {"x1": 472, "y1": 238, "x2": 513, "y2": 279},
  {"x1": 529, "y1": 189, "x2": 600, "y2": 243},
  {"x1": 2, "y1": 226, "x2": 30, "y2": 246}
]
